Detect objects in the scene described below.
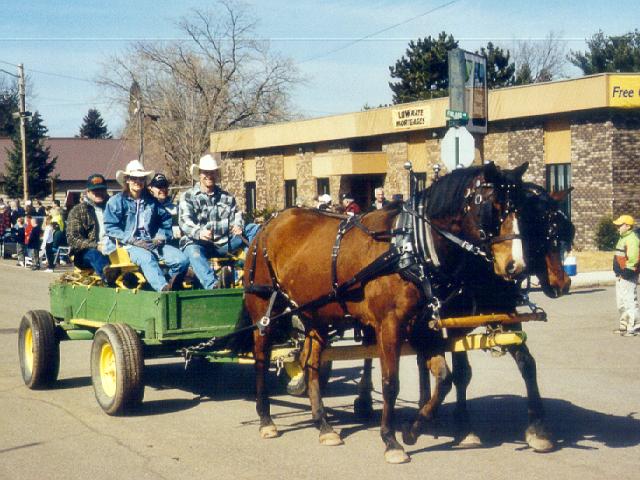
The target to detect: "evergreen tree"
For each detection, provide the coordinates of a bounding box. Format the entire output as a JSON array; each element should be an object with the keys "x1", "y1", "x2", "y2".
[
  {"x1": 78, "y1": 108, "x2": 112, "y2": 139},
  {"x1": 3, "y1": 111, "x2": 57, "y2": 199},
  {"x1": 389, "y1": 32, "x2": 458, "y2": 103},
  {"x1": 0, "y1": 88, "x2": 18, "y2": 137},
  {"x1": 476, "y1": 42, "x2": 516, "y2": 88},
  {"x1": 569, "y1": 30, "x2": 640, "y2": 74}
]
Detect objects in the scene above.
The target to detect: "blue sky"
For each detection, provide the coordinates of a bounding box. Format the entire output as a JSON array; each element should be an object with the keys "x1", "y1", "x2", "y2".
[{"x1": 1, "y1": 0, "x2": 639, "y2": 137}]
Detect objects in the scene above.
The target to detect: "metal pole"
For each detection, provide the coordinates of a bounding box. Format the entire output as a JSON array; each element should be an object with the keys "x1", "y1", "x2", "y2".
[
  {"x1": 18, "y1": 64, "x2": 28, "y2": 201},
  {"x1": 137, "y1": 98, "x2": 144, "y2": 163}
]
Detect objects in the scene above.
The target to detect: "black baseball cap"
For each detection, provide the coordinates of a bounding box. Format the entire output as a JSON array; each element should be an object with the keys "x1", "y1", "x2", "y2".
[
  {"x1": 87, "y1": 174, "x2": 108, "y2": 191},
  {"x1": 149, "y1": 173, "x2": 169, "y2": 188}
]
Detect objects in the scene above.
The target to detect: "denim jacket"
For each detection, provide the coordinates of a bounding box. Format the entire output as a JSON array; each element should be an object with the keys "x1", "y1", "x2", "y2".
[{"x1": 103, "y1": 191, "x2": 173, "y2": 255}]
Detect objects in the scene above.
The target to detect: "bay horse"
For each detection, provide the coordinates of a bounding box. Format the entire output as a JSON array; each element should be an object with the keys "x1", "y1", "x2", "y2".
[{"x1": 239, "y1": 162, "x2": 529, "y2": 463}]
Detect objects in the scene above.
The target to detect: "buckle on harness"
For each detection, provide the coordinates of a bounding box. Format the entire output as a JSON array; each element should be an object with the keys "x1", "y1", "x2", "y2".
[{"x1": 258, "y1": 316, "x2": 271, "y2": 336}]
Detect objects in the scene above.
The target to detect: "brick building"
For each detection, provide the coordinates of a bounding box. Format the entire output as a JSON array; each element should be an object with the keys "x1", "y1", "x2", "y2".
[{"x1": 210, "y1": 73, "x2": 640, "y2": 250}]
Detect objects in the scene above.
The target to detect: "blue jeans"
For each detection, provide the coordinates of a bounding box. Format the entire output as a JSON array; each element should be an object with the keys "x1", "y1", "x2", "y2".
[
  {"x1": 77, "y1": 248, "x2": 110, "y2": 278},
  {"x1": 127, "y1": 244, "x2": 189, "y2": 291},
  {"x1": 183, "y1": 223, "x2": 259, "y2": 289}
]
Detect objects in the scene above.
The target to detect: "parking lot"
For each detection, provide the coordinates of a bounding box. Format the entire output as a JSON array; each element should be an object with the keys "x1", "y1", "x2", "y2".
[{"x1": 1, "y1": 261, "x2": 639, "y2": 480}]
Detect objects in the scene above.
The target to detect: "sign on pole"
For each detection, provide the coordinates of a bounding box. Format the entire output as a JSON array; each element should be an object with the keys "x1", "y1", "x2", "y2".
[
  {"x1": 441, "y1": 126, "x2": 475, "y2": 171},
  {"x1": 448, "y1": 49, "x2": 488, "y2": 134}
]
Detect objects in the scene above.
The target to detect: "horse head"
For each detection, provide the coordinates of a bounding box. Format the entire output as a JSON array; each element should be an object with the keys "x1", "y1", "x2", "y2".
[
  {"x1": 521, "y1": 184, "x2": 575, "y2": 297},
  {"x1": 471, "y1": 161, "x2": 528, "y2": 280}
]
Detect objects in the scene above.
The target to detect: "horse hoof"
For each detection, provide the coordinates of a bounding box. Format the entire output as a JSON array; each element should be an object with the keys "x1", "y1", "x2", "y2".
[
  {"x1": 401, "y1": 425, "x2": 417, "y2": 446},
  {"x1": 259, "y1": 425, "x2": 278, "y2": 439},
  {"x1": 525, "y1": 426, "x2": 554, "y2": 452},
  {"x1": 319, "y1": 432, "x2": 343, "y2": 446},
  {"x1": 384, "y1": 449, "x2": 410, "y2": 464},
  {"x1": 354, "y1": 397, "x2": 374, "y2": 419},
  {"x1": 458, "y1": 432, "x2": 482, "y2": 448}
]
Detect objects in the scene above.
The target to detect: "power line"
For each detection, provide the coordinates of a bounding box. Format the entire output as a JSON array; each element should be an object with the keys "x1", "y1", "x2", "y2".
[{"x1": 300, "y1": 0, "x2": 460, "y2": 63}]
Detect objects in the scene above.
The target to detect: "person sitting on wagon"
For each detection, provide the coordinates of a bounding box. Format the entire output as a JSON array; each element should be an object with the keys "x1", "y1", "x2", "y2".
[
  {"x1": 179, "y1": 153, "x2": 259, "y2": 289},
  {"x1": 104, "y1": 160, "x2": 189, "y2": 292},
  {"x1": 148, "y1": 173, "x2": 180, "y2": 246},
  {"x1": 66, "y1": 174, "x2": 114, "y2": 282}
]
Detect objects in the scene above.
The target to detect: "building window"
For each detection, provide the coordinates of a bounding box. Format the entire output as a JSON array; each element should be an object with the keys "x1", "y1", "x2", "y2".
[
  {"x1": 545, "y1": 163, "x2": 571, "y2": 218},
  {"x1": 245, "y1": 182, "x2": 256, "y2": 215},
  {"x1": 285, "y1": 180, "x2": 297, "y2": 208},
  {"x1": 316, "y1": 178, "x2": 330, "y2": 195}
]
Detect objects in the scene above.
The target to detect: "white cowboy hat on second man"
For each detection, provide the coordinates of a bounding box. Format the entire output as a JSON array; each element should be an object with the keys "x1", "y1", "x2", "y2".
[
  {"x1": 116, "y1": 159, "x2": 155, "y2": 186},
  {"x1": 190, "y1": 153, "x2": 221, "y2": 181}
]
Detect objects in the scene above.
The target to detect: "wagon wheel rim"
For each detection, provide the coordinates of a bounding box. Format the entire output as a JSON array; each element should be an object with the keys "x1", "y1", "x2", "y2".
[
  {"x1": 99, "y1": 343, "x2": 117, "y2": 398},
  {"x1": 283, "y1": 360, "x2": 304, "y2": 383},
  {"x1": 24, "y1": 327, "x2": 33, "y2": 374}
]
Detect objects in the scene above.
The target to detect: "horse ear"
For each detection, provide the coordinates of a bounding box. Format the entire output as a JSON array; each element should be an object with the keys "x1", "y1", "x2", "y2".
[
  {"x1": 513, "y1": 162, "x2": 529, "y2": 179},
  {"x1": 483, "y1": 161, "x2": 498, "y2": 182},
  {"x1": 550, "y1": 186, "x2": 574, "y2": 202}
]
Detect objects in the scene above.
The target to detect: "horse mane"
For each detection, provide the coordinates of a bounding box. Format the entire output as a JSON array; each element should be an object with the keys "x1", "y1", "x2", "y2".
[{"x1": 423, "y1": 165, "x2": 486, "y2": 219}]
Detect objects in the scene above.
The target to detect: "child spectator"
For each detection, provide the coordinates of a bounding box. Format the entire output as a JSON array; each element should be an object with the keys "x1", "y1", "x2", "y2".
[
  {"x1": 14, "y1": 217, "x2": 26, "y2": 266},
  {"x1": 40, "y1": 215, "x2": 55, "y2": 272},
  {"x1": 25, "y1": 216, "x2": 42, "y2": 270}
]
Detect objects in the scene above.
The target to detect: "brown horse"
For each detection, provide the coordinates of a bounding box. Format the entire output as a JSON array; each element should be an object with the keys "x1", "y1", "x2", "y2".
[{"x1": 239, "y1": 162, "x2": 529, "y2": 463}]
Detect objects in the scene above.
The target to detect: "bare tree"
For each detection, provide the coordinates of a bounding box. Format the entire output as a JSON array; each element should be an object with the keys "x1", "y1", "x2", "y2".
[
  {"x1": 98, "y1": 1, "x2": 300, "y2": 183},
  {"x1": 513, "y1": 31, "x2": 568, "y2": 84}
]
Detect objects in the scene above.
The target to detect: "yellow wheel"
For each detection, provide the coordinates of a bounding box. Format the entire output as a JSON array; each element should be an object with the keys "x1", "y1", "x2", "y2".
[
  {"x1": 90, "y1": 323, "x2": 144, "y2": 416},
  {"x1": 18, "y1": 310, "x2": 60, "y2": 389},
  {"x1": 99, "y1": 343, "x2": 117, "y2": 398}
]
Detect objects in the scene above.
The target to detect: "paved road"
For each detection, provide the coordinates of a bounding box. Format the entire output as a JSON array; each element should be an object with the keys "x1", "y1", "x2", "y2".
[{"x1": 1, "y1": 261, "x2": 639, "y2": 480}]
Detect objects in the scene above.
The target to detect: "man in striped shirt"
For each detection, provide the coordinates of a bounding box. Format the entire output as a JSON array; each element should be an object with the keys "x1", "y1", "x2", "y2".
[{"x1": 179, "y1": 154, "x2": 259, "y2": 289}]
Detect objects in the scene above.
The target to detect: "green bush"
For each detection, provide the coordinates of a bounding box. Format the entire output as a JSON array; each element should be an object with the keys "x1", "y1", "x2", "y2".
[{"x1": 595, "y1": 216, "x2": 618, "y2": 251}]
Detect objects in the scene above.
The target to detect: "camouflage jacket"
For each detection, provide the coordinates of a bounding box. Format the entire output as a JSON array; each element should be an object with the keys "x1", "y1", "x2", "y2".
[{"x1": 66, "y1": 198, "x2": 105, "y2": 254}]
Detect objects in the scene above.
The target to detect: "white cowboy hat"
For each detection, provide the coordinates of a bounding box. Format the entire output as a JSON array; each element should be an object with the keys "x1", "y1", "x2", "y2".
[
  {"x1": 318, "y1": 193, "x2": 332, "y2": 204},
  {"x1": 190, "y1": 153, "x2": 221, "y2": 181},
  {"x1": 116, "y1": 159, "x2": 155, "y2": 187}
]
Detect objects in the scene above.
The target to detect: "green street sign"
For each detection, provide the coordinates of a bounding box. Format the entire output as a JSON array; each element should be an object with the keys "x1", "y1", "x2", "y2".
[{"x1": 446, "y1": 109, "x2": 469, "y2": 121}]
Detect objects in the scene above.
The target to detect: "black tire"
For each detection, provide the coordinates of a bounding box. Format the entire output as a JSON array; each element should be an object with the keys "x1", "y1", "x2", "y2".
[
  {"x1": 18, "y1": 310, "x2": 60, "y2": 389},
  {"x1": 281, "y1": 360, "x2": 333, "y2": 396},
  {"x1": 90, "y1": 323, "x2": 145, "y2": 415}
]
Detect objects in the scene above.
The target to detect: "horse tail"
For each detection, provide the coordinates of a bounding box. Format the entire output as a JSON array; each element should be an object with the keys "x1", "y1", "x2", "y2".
[{"x1": 226, "y1": 299, "x2": 255, "y2": 354}]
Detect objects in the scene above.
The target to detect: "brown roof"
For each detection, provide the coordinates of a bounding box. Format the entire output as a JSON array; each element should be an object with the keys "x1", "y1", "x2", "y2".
[{"x1": 0, "y1": 137, "x2": 139, "y2": 181}]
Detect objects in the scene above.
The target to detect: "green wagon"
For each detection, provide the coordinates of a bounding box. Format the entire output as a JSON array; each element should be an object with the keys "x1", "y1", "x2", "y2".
[{"x1": 17, "y1": 283, "x2": 305, "y2": 415}]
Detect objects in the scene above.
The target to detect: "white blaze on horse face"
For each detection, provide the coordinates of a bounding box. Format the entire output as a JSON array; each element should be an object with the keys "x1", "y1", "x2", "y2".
[{"x1": 511, "y1": 217, "x2": 525, "y2": 271}]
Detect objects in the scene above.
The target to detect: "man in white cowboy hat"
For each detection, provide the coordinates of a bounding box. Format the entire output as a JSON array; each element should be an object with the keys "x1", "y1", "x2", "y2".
[
  {"x1": 179, "y1": 153, "x2": 259, "y2": 289},
  {"x1": 104, "y1": 159, "x2": 189, "y2": 291}
]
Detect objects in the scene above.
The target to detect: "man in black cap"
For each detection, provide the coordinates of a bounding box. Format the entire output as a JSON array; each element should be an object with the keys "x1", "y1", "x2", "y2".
[
  {"x1": 66, "y1": 174, "x2": 113, "y2": 282},
  {"x1": 148, "y1": 173, "x2": 180, "y2": 244}
]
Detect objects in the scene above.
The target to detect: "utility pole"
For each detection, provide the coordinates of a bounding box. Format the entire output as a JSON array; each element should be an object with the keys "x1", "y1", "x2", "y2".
[
  {"x1": 2, "y1": 63, "x2": 30, "y2": 201},
  {"x1": 18, "y1": 64, "x2": 28, "y2": 202}
]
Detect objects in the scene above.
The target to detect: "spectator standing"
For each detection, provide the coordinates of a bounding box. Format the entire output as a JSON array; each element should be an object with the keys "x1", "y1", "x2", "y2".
[
  {"x1": 40, "y1": 216, "x2": 55, "y2": 272},
  {"x1": 50, "y1": 204, "x2": 65, "y2": 232},
  {"x1": 612, "y1": 215, "x2": 640, "y2": 336},
  {"x1": 25, "y1": 216, "x2": 42, "y2": 270},
  {"x1": 10, "y1": 200, "x2": 25, "y2": 225},
  {"x1": 370, "y1": 187, "x2": 390, "y2": 211},
  {"x1": 35, "y1": 200, "x2": 46, "y2": 217},
  {"x1": 340, "y1": 193, "x2": 361, "y2": 216},
  {"x1": 0, "y1": 203, "x2": 11, "y2": 257},
  {"x1": 14, "y1": 217, "x2": 26, "y2": 266}
]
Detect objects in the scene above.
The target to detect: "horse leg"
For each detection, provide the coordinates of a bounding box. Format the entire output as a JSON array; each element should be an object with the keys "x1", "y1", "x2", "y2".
[
  {"x1": 377, "y1": 322, "x2": 410, "y2": 464},
  {"x1": 303, "y1": 330, "x2": 343, "y2": 446},
  {"x1": 508, "y1": 342, "x2": 554, "y2": 452},
  {"x1": 354, "y1": 328, "x2": 376, "y2": 419},
  {"x1": 254, "y1": 328, "x2": 277, "y2": 439},
  {"x1": 452, "y1": 351, "x2": 482, "y2": 447},
  {"x1": 417, "y1": 349, "x2": 432, "y2": 409},
  {"x1": 402, "y1": 353, "x2": 452, "y2": 447}
]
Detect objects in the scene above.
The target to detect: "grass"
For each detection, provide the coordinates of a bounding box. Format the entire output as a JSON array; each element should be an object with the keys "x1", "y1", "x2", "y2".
[{"x1": 571, "y1": 250, "x2": 612, "y2": 272}]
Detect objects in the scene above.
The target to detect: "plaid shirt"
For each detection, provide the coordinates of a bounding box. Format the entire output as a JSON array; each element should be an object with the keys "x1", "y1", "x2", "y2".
[{"x1": 179, "y1": 185, "x2": 243, "y2": 249}]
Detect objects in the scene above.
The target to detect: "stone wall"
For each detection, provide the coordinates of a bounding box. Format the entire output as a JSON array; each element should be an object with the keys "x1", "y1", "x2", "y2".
[
  {"x1": 572, "y1": 116, "x2": 613, "y2": 250},
  {"x1": 611, "y1": 114, "x2": 640, "y2": 220},
  {"x1": 383, "y1": 141, "x2": 410, "y2": 198},
  {"x1": 296, "y1": 152, "x2": 315, "y2": 206},
  {"x1": 220, "y1": 156, "x2": 245, "y2": 211},
  {"x1": 506, "y1": 120, "x2": 545, "y2": 184}
]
